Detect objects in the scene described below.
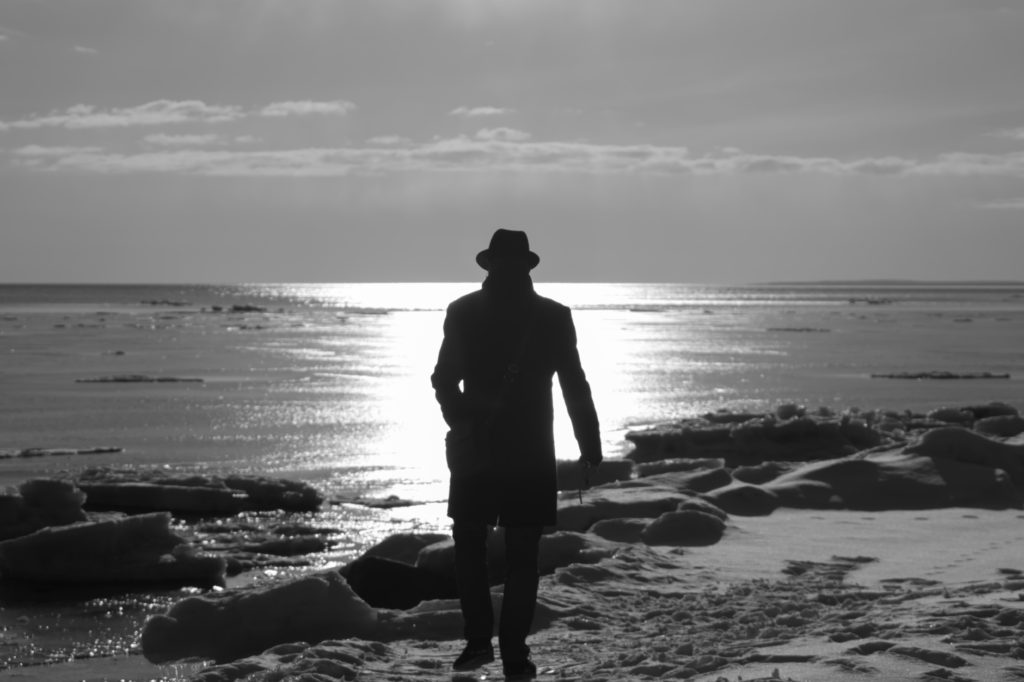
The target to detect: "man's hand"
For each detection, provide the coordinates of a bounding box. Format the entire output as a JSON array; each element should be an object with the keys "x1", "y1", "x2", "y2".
[{"x1": 580, "y1": 449, "x2": 602, "y2": 468}]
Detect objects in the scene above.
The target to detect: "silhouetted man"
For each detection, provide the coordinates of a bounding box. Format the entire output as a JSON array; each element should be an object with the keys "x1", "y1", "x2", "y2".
[{"x1": 431, "y1": 229, "x2": 602, "y2": 679}]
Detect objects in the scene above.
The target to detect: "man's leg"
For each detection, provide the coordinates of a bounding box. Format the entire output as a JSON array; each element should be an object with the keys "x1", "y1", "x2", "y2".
[
  {"x1": 452, "y1": 521, "x2": 494, "y2": 668},
  {"x1": 499, "y1": 524, "x2": 542, "y2": 669}
]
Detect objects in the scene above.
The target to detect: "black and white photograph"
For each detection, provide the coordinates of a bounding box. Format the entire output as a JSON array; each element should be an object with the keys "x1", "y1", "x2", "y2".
[{"x1": 2, "y1": 2, "x2": 1024, "y2": 680}]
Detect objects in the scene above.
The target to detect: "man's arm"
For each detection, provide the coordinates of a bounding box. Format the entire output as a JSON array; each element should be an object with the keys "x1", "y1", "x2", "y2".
[
  {"x1": 555, "y1": 307, "x2": 602, "y2": 466},
  {"x1": 430, "y1": 306, "x2": 469, "y2": 427}
]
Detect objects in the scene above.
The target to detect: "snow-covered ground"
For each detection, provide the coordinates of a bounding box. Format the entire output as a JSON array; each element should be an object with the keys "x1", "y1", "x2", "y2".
[{"x1": 8, "y1": 507, "x2": 1024, "y2": 682}]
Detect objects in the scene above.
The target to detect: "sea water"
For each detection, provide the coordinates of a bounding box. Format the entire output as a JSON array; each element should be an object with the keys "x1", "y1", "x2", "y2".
[
  {"x1": 2, "y1": 282, "x2": 1024, "y2": 500},
  {"x1": 1, "y1": 282, "x2": 1024, "y2": 667}
]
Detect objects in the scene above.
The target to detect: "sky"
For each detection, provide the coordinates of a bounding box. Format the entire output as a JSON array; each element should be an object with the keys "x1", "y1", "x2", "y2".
[{"x1": 1, "y1": 0, "x2": 1023, "y2": 284}]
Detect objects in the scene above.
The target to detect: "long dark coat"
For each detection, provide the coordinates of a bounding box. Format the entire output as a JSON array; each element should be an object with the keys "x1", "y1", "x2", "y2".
[{"x1": 431, "y1": 279, "x2": 601, "y2": 526}]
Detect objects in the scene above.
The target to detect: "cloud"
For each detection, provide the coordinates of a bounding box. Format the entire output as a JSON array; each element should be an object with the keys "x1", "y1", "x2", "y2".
[
  {"x1": 0, "y1": 99, "x2": 356, "y2": 132},
  {"x1": 475, "y1": 127, "x2": 531, "y2": 142},
  {"x1": 260, "y1": 100, "x2": 355, "y2": 117},
  {"x1": 0, "y1": 34, "x2": 9, "y2": 42},
  {"x1": 1001, "y1": 128, "x2": 1024, "y2": 141},
  {"x1": 450, "y1": 106, "x2": 513, "y2": 117},
  {"x1": 366, "y1": 135, "x2": 413, "y2": 146},
  {"x1": 908, "y1": 151, "x2": 1024, "y2": 178},
  {"x1": 143, "y1": 133, "x2": 223, "y2": 147},
  {"x1": 13, "y1": 145, "x2": 105, "y2": 156},
  {"x1": 979, "y1": 197, "x2": 1024, "y2": 210},
  {"x1": 9, "y1": 145, "x2": 104, "y2": 169},
  {"x1": 7, "y1": 137, "x2": 1024, "y2": 180},
  {"x1": 0, "y1": 100, "x2": 244, "y2": 130},
  {"x1": 74, "y1": 46, "x2": 98, "y2": 55}
]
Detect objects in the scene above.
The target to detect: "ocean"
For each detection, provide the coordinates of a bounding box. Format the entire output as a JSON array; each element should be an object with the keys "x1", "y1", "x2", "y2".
[
  {"x1": 3, "y1": 282, "x2": 1024, "y2": 500},
  {"x1": 1, "y1": 281, "x2": 1024, "y2": 669}
]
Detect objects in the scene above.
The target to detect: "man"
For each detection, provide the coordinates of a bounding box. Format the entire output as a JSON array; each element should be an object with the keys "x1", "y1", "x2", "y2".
[{"x1": 431, "y1": 229, "x2": 602, "y2": 679}]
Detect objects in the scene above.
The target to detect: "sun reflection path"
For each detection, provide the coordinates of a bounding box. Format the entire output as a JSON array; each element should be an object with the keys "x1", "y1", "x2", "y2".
[
  {"x1": 376, "y1": 310, "x2": 449, "y2": 463},
  {"x1": 290, "y1": 282, "x2": 754, "y2": 500}
]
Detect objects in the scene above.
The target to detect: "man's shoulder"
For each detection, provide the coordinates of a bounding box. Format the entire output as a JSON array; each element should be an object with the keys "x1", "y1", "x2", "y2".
[
  {"x1": 534, "y1": 294, "x2": 571, "y2": 317},
  {"x1": 446, "y1": 289, "x2": 486, "y2": 313},
  {"x1": 445, "y1": 290, "x2": 571, "y2": 316}
]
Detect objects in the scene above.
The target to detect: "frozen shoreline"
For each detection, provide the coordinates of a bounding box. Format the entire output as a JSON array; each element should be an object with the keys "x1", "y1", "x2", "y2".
[
  {"x1": 3, "y1": 401, "x2": 1024, "y2": 681},
  {"x1": 5, "y1": 508, "x2": 1024, "y2": 681}
]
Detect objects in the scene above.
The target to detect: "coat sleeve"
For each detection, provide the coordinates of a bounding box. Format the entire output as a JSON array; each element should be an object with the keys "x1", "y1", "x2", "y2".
[
  {"x1": 555, "y1": 307, "x2": 603, "y2": 465},
  {"x1": 430, "y1": 304, "x2": 469, "y2": 427}
]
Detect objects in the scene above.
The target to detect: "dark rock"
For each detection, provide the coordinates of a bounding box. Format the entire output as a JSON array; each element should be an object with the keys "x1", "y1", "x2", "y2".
[
  {"x1": 732, "y1": 462, "x2": 787, "y2": 484},
  {"x1": 963, "y1": 402, "x2": 1019, "y2": 420},
  {"x1": 589, "y1": 517, "x2": 647, "y2": 543},
  {"x1": 974, "y1": 415, "x2": 1024, "y2": 438},
  {"x1": 361, "y1": 533, "x2": 450, "y2": 565},
  {"x1": 640, "y1": 510, "x2": 726, "y2": 546},
  {"x1": 703, "y1": 483, "x2": 780, "y2": 516},
  {"x1": 339, "y1": 555, "x2": 456, "y2": 609},
  {"x1": 927, "y1": 408, "x2": 973, "y2": 425}
]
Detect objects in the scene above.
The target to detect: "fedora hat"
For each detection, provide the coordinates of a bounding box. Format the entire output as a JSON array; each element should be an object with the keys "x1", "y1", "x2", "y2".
[{"x1": 476, "y1": 229, "x2": 540, "y2": 270}]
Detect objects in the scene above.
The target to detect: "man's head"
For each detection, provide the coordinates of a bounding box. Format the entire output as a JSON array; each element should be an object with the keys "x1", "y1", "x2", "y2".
[{"x1": 476, "y1": 229, "x2": 540, "y2": 275}]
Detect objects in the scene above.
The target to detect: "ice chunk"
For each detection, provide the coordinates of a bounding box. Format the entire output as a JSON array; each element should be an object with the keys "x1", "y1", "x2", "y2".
[
  {"x1": 0, "y1": 511, "x2": 224, "y2": 587},
  {"x1": 142, "y1": 570, "x2": 376, "y2": 663}
]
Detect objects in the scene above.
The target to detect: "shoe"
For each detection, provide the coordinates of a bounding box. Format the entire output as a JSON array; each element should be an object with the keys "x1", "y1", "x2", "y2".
[
  {"x1": 453, "y1": 640, "x2": 494, "y2": 671},
  {"x1": 502, "y1": 658, "x2": 537, "y2": 680}
]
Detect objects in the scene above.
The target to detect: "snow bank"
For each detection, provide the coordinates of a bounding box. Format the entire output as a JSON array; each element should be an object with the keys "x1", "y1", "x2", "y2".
[
  {"x1": 904, "y1": 426, "x2": 1024, "y2": 484},
  {"x1": 624, "y1": 402, "x2": 1020, "y2": 466},
  {"x1": 625, "y1": 411, "x2": 871, "y2": 464},
  {"x1": 764, "y1": 450, "x2": 1021, "y2": 510},
  {"x1": 555, "y1": 482, "x2": 696, "y2": 532},
  {"x1": 413, "y1": 530, "x2": 619, "y2": 589},
  {"x1": 142, "y1": 570, "x2": 377, "y2": 664},
  {"x1": 189, "y1": 640, "x2": 392, "y2": 682},
  {"x1": 619, "y1": 404, "x2": 1024, "y2": 512}
]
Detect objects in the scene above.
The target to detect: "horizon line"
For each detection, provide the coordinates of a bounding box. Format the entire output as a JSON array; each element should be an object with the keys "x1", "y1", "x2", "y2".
[{"x1": 3, "y1": 279, "x2": 1024, "y2": 287}]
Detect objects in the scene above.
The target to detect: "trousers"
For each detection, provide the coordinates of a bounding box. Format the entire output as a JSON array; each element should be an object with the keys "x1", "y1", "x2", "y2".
[{"x1": 452, "y1": 521, "x2": 542, "y2": 660}]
